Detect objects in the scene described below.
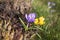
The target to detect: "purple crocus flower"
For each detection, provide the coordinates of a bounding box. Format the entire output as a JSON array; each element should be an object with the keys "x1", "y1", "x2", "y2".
[
  {"x1": 48, "y1": 2, "x2": 56, "y2": 8},
  {"x1": 25, "y1": 13, "x2": 36, "y2": 22}
]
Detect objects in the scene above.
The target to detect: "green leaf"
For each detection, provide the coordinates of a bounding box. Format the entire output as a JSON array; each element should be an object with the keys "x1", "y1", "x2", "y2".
[
  {"x1": 35, "y1": 26, "x2": 44, "y2": 31},
  {"x1": 36, "y1": 33, "x2": 42, "y2": 40},
  {"x1": 19, "y1": 17, "x2": 28, "y2": 31}
]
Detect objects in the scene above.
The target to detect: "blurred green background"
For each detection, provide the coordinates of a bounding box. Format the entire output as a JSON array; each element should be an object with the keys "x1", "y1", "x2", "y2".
[{"x1": 30, "y1": 0, "x2": 60, "y2": 40}]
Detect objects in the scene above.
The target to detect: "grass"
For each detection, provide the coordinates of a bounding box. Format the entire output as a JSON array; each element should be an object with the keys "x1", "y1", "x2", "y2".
[{"x1": 30, "y1": 0, "x2": 60, "y2": 40}]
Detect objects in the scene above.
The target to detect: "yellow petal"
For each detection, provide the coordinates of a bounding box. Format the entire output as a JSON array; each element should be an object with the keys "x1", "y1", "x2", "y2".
[
  {"x1": 39, "y1": 16, "x2": 45, "y2": 21},
  {"x1": 39, "y1": 21, "x2": 45, "y2": 25},
  {"x1": 34, "y1": 18, "x2": 39, "y2": 25}
]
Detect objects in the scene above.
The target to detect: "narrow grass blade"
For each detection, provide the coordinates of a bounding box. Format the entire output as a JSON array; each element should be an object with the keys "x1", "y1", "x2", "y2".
[
  {"x1": 36, "y1": 33, "x2": 42, "y2": 40},
  {"x1": 19, "y1": 17, "x2": 28, "y2": 31}
]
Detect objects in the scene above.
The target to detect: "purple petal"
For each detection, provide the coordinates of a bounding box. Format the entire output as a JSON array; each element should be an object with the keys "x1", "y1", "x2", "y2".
[
  {"x1": 25, "y1": 13, "x2": 36, "y2": 22},
  {"x1": 25, "y1": 14, "x2": 28, "y2": 20}
]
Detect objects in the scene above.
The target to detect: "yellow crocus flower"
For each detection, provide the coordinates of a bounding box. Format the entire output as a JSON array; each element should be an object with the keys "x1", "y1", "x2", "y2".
[
  {"x1": 39, "y1": 16, "x2": 45, "y2": 25},
  {"x1": 34, "y1": 16, "x2": 45, "y2": 25}
]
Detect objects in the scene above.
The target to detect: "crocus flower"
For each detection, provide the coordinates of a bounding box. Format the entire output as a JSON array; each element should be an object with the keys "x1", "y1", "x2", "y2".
[
  {"x1": 25, "y1": 13, "x2": 36, "y2": 22},
  {"x1": 34, "y1": 16, "x2": 45, "y2": 25},
  {"x1": 39, "y1": 16, "x2": 45, "y2": 25},
  {"x1": 48, "y1": 2, "x2": 56, "y2": 8}
]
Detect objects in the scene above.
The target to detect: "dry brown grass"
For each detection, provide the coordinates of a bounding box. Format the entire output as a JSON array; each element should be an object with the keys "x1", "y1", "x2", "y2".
[{"x1": 0, "y1": 0, "x2": 33, "y2": 40}]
